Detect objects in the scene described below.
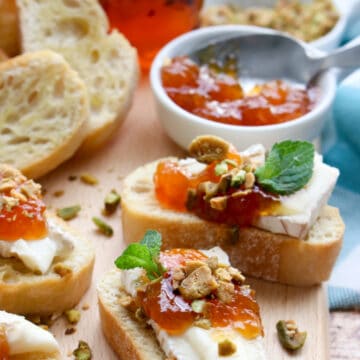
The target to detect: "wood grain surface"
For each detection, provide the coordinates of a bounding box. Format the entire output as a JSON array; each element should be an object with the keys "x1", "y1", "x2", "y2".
[{"x1": 39, "y1": 80, "x2": 355, "y2": 359}]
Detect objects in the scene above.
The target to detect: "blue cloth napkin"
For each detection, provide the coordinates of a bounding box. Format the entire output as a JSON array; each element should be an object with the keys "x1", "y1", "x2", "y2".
[{"x1": 322, "y1": 67, "x2": 360, "y2": 310}]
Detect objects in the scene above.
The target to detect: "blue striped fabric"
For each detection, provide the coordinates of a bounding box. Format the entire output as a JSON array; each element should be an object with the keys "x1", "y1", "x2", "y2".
[{"x1": 323, "y1": 71, "x2": 360, "y2": 310}]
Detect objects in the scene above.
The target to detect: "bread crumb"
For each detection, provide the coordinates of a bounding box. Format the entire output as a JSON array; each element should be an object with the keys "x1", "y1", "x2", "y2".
[{"x1": 65, "y1": 327, "x2": 76, "y2": 335}]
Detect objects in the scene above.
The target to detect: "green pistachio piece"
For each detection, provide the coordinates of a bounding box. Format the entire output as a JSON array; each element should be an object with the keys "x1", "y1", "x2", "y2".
[
  {"x1": 64, "y1": 309, "x2": 81, "y2": 324},
  {"x1": 198, "y1": 181, "x2": 219, "y2": 200},
  {"x1": 191, "y1": 299, "x2": 206, "y2": 313},
  {"x1": 215, "y1": 161, "x2": 228, "y2": 176},
  {"x1": 104, "y1": 190, "x2": 121, "y2": 214},
  {"x1": 217, "y1": 173, "x2": 232, "y2": 194},
  {"x1": 276, "y1": 320, "x2": 307, "y2": 351},
  {"x1": 231, "y1": 169, "x2": 246, "y2": 187},
  {"x1": 224, "y1": 159, "x2": 238, "y2": 167},
  {"x1": 92, "y1": 217, "x2": 113, "y2": 237},
  {"x1": 56, "y1": 205, "x2": 81, "y2": 221},
  {"x1": 73, "y1": 340, "x2": 92, "y2": 360}
]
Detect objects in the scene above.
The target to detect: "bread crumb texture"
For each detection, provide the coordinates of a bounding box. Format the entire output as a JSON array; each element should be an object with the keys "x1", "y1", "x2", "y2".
[{"x1": 17, "y1": 0, "x2": 139, "y2": 152}]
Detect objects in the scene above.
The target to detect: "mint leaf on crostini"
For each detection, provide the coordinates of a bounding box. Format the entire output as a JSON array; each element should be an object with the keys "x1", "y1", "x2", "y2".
[
  {"x1": 255, "y1": 140, "x2": 315, "y2": 195},
  {"x1": 115, "y1": 230, "x2": 164, "y2": 280}
]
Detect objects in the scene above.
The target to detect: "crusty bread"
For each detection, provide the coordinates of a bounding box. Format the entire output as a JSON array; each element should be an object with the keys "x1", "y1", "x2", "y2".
[
  {"x1": 0, "y1": 213, "x2": 95, "y2": 315},
  {"x1": 17, "y1": 0, "x2": 139, "y2": 153},
  {"x1": 0, "y1": 0, "x2": 20, "y2": 57},
  {"x1": 98, "y1": 269, "x2": 166, "y2": 360},
  {"x1": 0, "y1": 50, "x2": 88, "y2": 179},
  {"x1": 121, "y1": 160, "x2": 344, "y2": 286},
  {"x1": 0, "y1": 48, "x2": 8, "y2": 61},
  {"x1": 12, "y1": 352, "x2": 60, "y2": 360}
]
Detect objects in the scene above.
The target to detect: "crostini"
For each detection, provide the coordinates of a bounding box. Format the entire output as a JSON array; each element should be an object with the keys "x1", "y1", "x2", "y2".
[
  {"x1": 98, "y1": 230, "x2": 267, "y2": 360},
  {"x1": 121, "y1": 136, "x2": 344, "y2": 286},
  {"x1": 0, "y1": 164, "x2": 94, "y2": 315},
  {"x1": 0, "y1": 310, "x2": 60, "y2": 360}
]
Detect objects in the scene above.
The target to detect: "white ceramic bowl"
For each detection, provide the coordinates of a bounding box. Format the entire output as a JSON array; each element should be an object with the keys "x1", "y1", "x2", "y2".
[
  {"x1": 150, "y1": 25, "x2": 337, "y2": 150},
  {"x1": 203, "y1": 0, "x2": 349, "y2": 52}
]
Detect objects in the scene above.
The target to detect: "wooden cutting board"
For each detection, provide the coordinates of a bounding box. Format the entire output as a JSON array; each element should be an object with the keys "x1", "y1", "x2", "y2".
[{"x1": 41, "y1": 79, "x2": 329, "y2": 359}]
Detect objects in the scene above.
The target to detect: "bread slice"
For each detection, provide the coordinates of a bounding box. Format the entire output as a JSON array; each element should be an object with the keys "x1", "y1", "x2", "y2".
[
  {"x1": 0, "y1": 0, "x2": 20, "y2": 57},
  {"x1": 0, "y1": 213, "x2": 95, "y2": 315},
  {"x1": 12, "y1": 352, "x2": 60, "y2": 360},
  {"x1": 121, "y1": 160, "x2": 344, "y2": 286},
  {"x1": 0, "y1": 50, "x2": 88, "y2": 179},
  {"x1": 98, "y1": 269, "x2": 166, "y2": 360},
  {"x1": 17, "y1": 0, "x2": 139, "y2": 153}
]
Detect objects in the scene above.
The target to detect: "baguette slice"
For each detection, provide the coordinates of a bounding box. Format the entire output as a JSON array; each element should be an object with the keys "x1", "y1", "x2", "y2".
[
  {"x1": 0, "y1": 213, "x2": 95, "y2": 315},
  {"x1": 121, "y1": 160, "x2": 344, "y2": 286},
  {"x1": 17, "y1": 0, "x2": 139, "y2": 153},
  {"x1": 98, "y1": 269, "x2": 166, "y2": 360},
  {"x1": 0, "y1": 50, "x2": 88, "y2": 179},
  {"x1": 0, "y1": 0, "x2": 20, "y2": 57}
]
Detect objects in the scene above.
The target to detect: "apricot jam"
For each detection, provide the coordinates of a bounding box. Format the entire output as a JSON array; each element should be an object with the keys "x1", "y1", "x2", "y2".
[
  {"x1": 0, "y1": 177, "x2": 47, "y2": 241},
  {"x1": 161, "y1": 56, "x2": 317, "y2": 126},
  {"x1": 138, "y1": 249, "x2": 263, "y2": 338},
  {"x1": 0, "y1": 327, "x2": 9, "y2": 360},
  {"x1": 154, "y1": 154, "x2": 280, "y2": 226}
]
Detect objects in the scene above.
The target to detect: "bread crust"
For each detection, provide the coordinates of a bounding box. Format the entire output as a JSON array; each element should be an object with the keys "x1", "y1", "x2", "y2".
[
  {"x1": 121, "y1": 160, "x2": 344, "y2": 286},
  {"x1": 0, "y1": 213, "x2": 95, "y2": 315},
  {"x1": 98, "y1": 269, "x2": 166, "y2": 360},
  {"x1": 0, "y1": 50, "x2": 89, "y2": 179}
]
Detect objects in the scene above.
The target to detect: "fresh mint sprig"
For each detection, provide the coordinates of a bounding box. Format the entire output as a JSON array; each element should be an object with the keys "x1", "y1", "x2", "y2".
[
  {"x1": 255, "y1": 140, "x2": 315, "y2": 195},
  {"x1": 114, "y1": 230, "x2": 165, "y2": 280}
]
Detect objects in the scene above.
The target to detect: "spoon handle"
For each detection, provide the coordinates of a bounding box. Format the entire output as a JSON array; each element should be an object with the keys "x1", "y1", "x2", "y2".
[{"x1": 321, "y1": 37, "x2": 360, "y2": 70}]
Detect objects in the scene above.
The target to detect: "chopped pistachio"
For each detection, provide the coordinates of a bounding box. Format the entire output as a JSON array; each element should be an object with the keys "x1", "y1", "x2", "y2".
[
  {"x1": 217, "y1": 173, "x2": 232, "y2": 194},
  {"x1": 231, "y1": 169, "x2": 246, "y2": 187},
  {"x1": 210, "y1": 196, "x2": 227, "y2": 211},
  {"x1": 218, "y1": 338, "x2": 237, "y2": 356},
  {"x1": 53, "y1": 190, "x2": 64, "y2": 197},
  {"x1": 73, "y1": 340, "x2": 92, "y2": 360},
  {"x1": 56, "y1": 205, "x2": 81, "y2": 221},
  {"x1": 276, "y1": 320, "x2": 307, "y2": 351},
  {"x1": 80, "y1": 173, "x2": 98, "y2": 185},
  {"x1": 224, "y1": 159, "x2": 238, "y2": 167},
  {"x1": 92, "y1": 217, "x2": 113, "y2": 237},
  {"x1": 215, "y1": 161, "x2": 228, "y2": 176},
  {"x1": 198, "y1": 181, "x2": 218, "y2": 200},
  {"x1": 191, "y1": 299, "x2": 206, "y2": 313},
  {"x1": 104, "y1": 190, "x2": 121, "y2": 214},
  {"x1": 64, "y1": 309, "x2": 81, "y2": 324}
]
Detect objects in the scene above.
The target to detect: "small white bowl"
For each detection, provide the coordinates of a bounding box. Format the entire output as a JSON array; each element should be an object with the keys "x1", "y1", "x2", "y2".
[{"x1": 150, "y1": 25, "x2": 337, "y2": 150}]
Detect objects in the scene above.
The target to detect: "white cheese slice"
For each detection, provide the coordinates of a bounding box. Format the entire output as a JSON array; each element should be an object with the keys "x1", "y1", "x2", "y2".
[
  {"x1": 0, "y1": 311, "x2": 59, "y2": 355},
  {"x1": 0, "y1": 217, "x2": 74, "y2": 274},
  {"x1": 153, "y1": 321, "x2": 266, "y2": 360},
  {"x1": 254, "y1": 154, "x2": 339, "y2": 238}
]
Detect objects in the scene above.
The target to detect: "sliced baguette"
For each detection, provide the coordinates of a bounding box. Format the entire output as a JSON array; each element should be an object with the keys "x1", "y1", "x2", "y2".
[
  {"x1": 0, "y1": 213, "x2": 95, "y2": 315},
  {"x1": 0, "y1": 50, "x2": 88, "y2": 179},
  {"x1": 17, "y1": 0, "x2": 139, "y2": 153},
  {"x1": 98, "y1": 269, "x2": 166, "y2": 360},
  {"x1": 0, "y1": 0, "x2": 20, "y2": 57},
  {"x1": 12, "y1": 352, "x2": 60, "y2": 360},
  {"x1": 121, "y1": 160, "x2": 344, "y2": 286}
]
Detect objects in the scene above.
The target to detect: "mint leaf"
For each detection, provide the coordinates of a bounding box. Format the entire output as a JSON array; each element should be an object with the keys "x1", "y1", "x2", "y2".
[
  {"x1": 140, "y1": 230, "x2": 161, "y2": 258},
  {"x1": 255, "y1": 140, "x2": 314, "y2": 195},
  {"x1": 114, "y1": 230, "x2": 164, "y2": 280}
]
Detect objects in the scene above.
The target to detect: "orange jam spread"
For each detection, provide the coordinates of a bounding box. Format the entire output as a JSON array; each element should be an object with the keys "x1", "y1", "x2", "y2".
[
  {"x1": 154, "y1": 149, "x2": 280, "y2": 227},
  {"x1": 0, "y1": 174, "x2": 47, "y2": 241},
  {"x1": 161, "y1": 56, "x2": 318, "y2": 126},
  {"x1": 0, "y1": 327, "x2": 9, "y2": 360},
  {"x1": 138, "y1": 249, "x2": 263, "y2": 338}
]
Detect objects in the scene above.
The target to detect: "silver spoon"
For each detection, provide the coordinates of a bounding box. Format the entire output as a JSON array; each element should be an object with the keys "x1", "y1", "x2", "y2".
[{"x1": 187, "y1": 32, "x2": 360, "y2": 85}]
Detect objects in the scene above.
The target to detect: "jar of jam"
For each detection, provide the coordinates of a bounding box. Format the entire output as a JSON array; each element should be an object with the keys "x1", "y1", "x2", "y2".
[{"x1": 101, "y1": 0, "x2": 203, "y2": 72}]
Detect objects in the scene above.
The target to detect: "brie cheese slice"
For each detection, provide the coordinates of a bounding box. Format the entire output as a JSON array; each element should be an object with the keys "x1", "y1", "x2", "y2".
[
  {"x1": 0, "y1": 311, "x2": 59, "y2": 355},
  {"x1": 0, "y1": 217, "x2": 74, "y2": 274}
]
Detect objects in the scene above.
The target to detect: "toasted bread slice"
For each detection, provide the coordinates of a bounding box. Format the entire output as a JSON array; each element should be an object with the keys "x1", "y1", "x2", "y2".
[
  {"x1": 0, "y1": 0, "x2": 20, "y2": 57},
  {"x1": 17, "y1": 0, "x2": 139, "y2": 153},
  {"x1": 98, "y1": 269, "x2": 166, "y2": 360},
  {"x1": 0, "y1": 50, "x2": 88, "y2": 179},
  {"x1": 0, "y1": 213, "x2": 95, "y2": 315},
  {"x1": 121, "y1": 160, "x2": 344, "y2": 286}
]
